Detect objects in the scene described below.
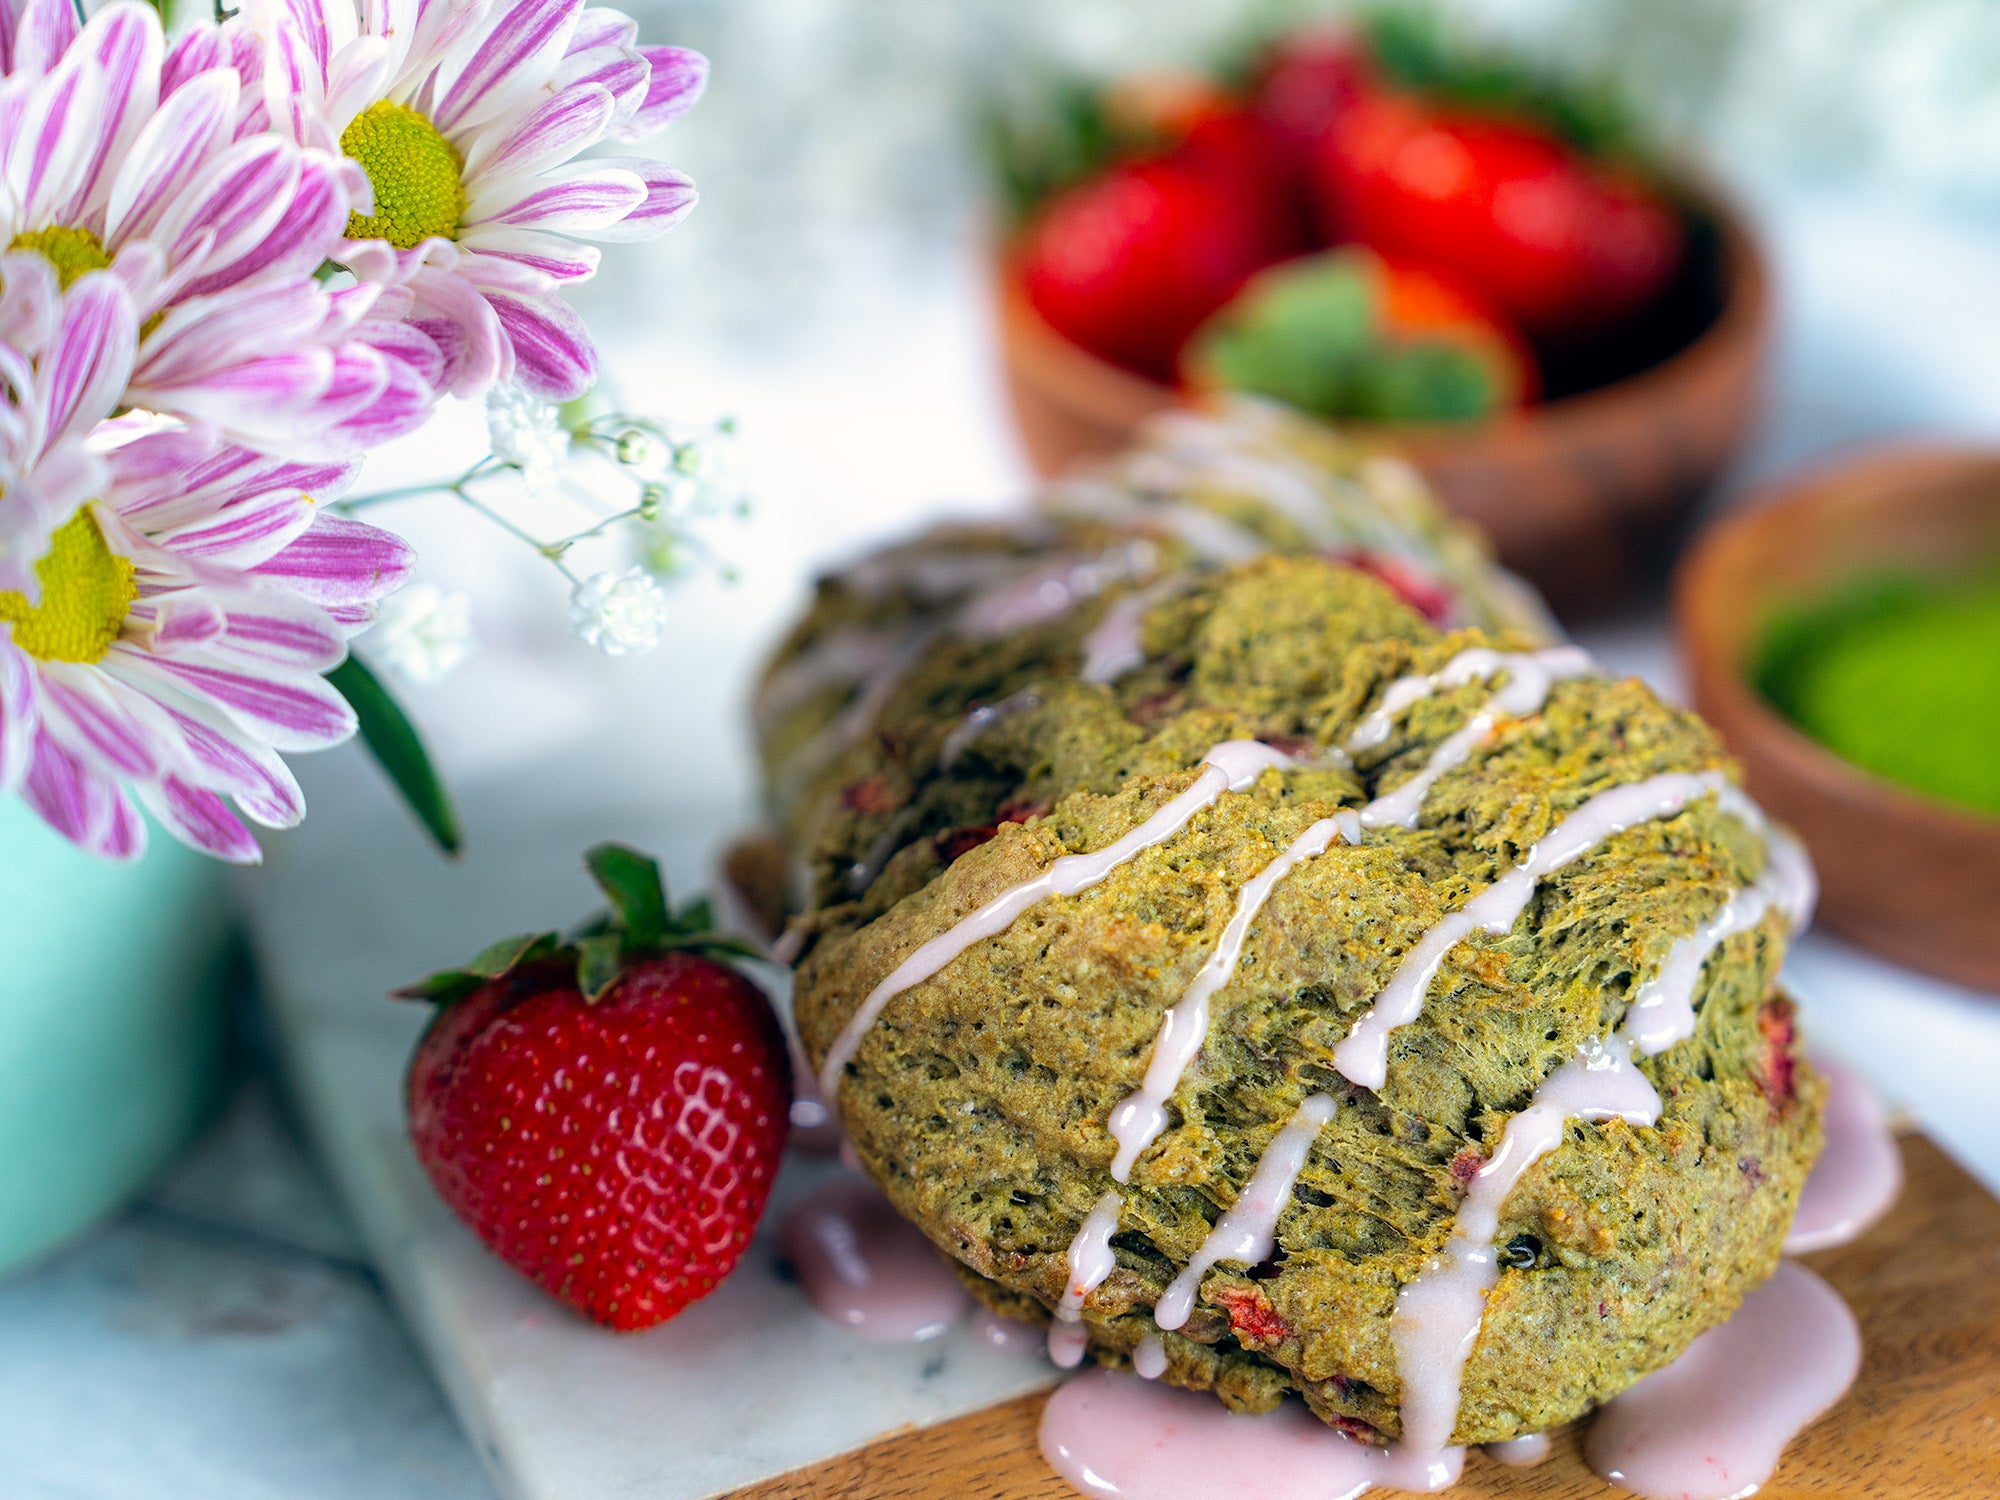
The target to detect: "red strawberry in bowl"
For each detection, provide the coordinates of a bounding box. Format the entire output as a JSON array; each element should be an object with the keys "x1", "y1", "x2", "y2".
[
  {"x1": 1019, "y1": 143, "x2": 1301, "y2": 381},
  {"x1": 1314, "y1": 90, "x2": 1683, "y2": 339},
  {"x1": 1250, "y1": 29, "x2": 1378, "y2": 175},
  {"x1": 399, "y1": 844, "x2": 790, "y2": 1331}
]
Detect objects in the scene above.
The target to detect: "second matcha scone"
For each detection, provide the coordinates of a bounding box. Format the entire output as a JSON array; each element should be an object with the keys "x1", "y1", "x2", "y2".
[{"x1": 789, "y1": 556, "x2": 1821, "y2": 1446}]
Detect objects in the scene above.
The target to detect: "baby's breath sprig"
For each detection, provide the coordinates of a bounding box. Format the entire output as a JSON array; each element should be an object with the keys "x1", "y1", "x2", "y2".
[{"x1": 335, "y1": 387, "x2": 744, "y2": 665}]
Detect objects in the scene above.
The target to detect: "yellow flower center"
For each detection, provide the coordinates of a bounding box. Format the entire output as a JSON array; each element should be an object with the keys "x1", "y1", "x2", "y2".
[
  {"x1": 8, "y1": 225, "x2": 114, "y2": 289},
  {"x1": 340, "y1": 101, "x2": 467, "y2": 249},
  {"x1": 0, "y1": 508, "x2": 138, "y2": 664}
]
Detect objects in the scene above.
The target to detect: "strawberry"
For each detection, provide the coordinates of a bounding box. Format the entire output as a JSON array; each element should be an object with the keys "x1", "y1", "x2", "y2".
[
  {"x1": 1249, "y1": 30, "x2": 1378, "y2": 176},
  {"x1": 1313, "y1": 90, "x2": 1683, "y2": 338},
  {"x1": 399, "y1": 844, "x2": 790, "y2": 1331},
  {"x1": 1172, "y1": 105, "x2": 1299, "y2": 230},
  {"x1": 1019, "y1": 146, "x2": 1299, "y2": 380}
]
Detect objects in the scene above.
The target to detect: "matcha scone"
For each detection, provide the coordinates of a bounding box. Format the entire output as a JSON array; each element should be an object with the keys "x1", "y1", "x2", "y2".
[{"x1": 771, "y1": 550, "x2": 1820, "y2": 1453}]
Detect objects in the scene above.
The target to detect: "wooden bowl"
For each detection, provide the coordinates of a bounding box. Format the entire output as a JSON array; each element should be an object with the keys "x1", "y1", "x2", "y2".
[
  {"x1": 996, "y1": 185, "x2": 1773, "y2": 617},
  {"x1": 1674, "y1": 446, "x2": 2000, "y2": 993}
]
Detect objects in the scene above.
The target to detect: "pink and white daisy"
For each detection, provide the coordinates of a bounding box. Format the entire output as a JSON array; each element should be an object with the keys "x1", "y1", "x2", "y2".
[
  {"x1": 0, "y1": 256, "x2": 121, "y2": 596},
  {"x1": 0, "y1": 1, "x2": 440, "y2": 456},
  {"x1": 1, "y1": 269, "x2": 414, "y2": 863},
  {"x1": 251, "y1": 0, "x2": 705, "y2": 398}
]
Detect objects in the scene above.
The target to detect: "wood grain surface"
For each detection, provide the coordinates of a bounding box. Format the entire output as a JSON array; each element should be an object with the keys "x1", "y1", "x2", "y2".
[{"x1": 732, "y1": 1134, "x2": 1998, "y2": 1500}]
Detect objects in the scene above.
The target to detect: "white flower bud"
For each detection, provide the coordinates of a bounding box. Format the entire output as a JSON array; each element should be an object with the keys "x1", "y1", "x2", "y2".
[{"x1": 569, "y1": 567, "x2": 669, "y2": 656}]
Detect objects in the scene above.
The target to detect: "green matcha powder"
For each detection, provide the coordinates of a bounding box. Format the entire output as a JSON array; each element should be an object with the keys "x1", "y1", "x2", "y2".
[{"x1": 1756, "y1": 568, "x2": 2000, "y2": 817}]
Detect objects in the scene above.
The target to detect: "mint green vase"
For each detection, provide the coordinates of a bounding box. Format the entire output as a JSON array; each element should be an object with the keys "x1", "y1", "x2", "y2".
[{"x1": 0, "y1": 797, "x2": 231, "y2": 1274}]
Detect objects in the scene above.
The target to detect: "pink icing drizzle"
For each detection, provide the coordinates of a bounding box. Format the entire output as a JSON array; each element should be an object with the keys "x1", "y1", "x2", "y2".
[
  {"x1": 1336, "y1": 769, "x2": 1740, "y2": 1090},
  {"x1": 1390, "y1": 1034, "x2": 1662, "y2": 1472},
  {"x1": 1786, "y1": 1055, "x2": 1902, "y2": 1255},
  {"x1": 1585, "y1": 1261, "x2": 1860, "y2": 1500},
  {"x1": 819, "y1": 741, "x2": 1293, "y2": 1101},
  {"x1": 1039, "y1": 1366, "x2": 1461, "y2": 1499},
  {"x1": 776, "y1": 1177, "x2": 971, "y2": 1341}
]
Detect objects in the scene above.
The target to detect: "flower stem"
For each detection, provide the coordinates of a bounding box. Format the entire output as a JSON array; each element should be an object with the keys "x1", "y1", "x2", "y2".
[
  {"x1": 333, "y1": 459, "x2": 503, "y2": 512},
  {"x1": 453, "y1": 489, "x2": 582, "y2": 585},
  {"x1": 550, "y1": 505, "x2": 647, "y2": 550}
]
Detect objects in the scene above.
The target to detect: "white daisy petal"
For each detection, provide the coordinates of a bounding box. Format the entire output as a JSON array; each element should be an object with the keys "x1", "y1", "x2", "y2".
[
  {"x1": 136, "y1": 775, "x2": 262, "y2": 863},
  {"x1": 567, "y1": 7, "x2": 634, "y2": 55},
  {"x1": 320, "y1": 33, "x2": 394, "y2": 132},
  {"x1": 102, "y1": 68, "x2": 242, "y2": 246},
  {"x1": 453, "y1": 223, "x2": 598, "y2": 284},
  {"x1": 36, "y1": 660, "x2": 165, "y2": 778},
  {"x1": 459, "y1": 78, "x2": 614, "y2": 187},
  {"x1": 569, "y1": 157, "x2": 693, "y2": 242},
  {"x1": 9, "y1": 58, "x2": 105, "y2": 224},
  {"x1": 429, "y1": 0, "x2": 582, "y2": 135},
  {"x1": 67, "y1": 3, "x2": 165, "y2": 213},
  {"x1": 463, "y1": 159, "x2": 643, "y2": 234},
  {"x1": 0, "y1": 642, "x2": 41, "y2": 796}
]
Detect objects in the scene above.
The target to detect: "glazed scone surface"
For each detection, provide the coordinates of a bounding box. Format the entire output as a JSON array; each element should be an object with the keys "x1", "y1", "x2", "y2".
[{"x1": 788, "y1": 558, "x2": 1820, "y2": 1444}]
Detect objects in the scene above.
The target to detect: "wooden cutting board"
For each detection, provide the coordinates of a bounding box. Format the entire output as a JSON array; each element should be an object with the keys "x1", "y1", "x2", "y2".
[{"x1": 736, "y1": 1134, "x2": 1999, "y2": 1500}]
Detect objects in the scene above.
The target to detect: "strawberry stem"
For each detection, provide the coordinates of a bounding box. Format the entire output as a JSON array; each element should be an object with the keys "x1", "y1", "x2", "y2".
[{"x1": 394, "y1": 844, "x2": 761, "y2": 1007}]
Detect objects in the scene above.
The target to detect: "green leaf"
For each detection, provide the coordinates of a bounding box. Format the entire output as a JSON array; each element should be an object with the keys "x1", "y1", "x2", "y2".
[
  {"x1": 983, "y1": 75, "x2": 1129, "y2": 224},
  {"x1": 672, "y1": 930, "x2": 764, "y2": 964},
  {"x1": 1355, "y1": 341, "x2": 1496, "y2": 423},
  {"x1": 1360, "y1": 5, "x2": 1641, "y2": 160},
  {"x1": 1189, "y1": 254, "x2": 1377, "y2": 419},
  {"x1": 584, "y1": 843, "x2": 670, "y2": 946},
  {"x1": 466, "y1": 930, "x2": 563, "y2": 978},
  {"x1": 574, "y1": 932, "x2": 624, "y2": 1001},
  {"x1": 329, "y1": 655, "x2": 461, "y2": 856},
  {"x1": 666, "y1": 894, "x2": 716, "y2": 940},
  {"x1": 391, "y1": 930, "x2": 560, "y2": 1003}
]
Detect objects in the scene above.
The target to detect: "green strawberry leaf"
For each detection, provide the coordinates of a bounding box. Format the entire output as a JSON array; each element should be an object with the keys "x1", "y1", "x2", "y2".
[
  {"x1": 1355, "y1": 341, "x2": 1497, "y2": 423},
  {"x1": 394, "y1": 846, "x2": 763, "y2": 1007},
  {"x1": 585, "y1": 843, "x2": 672, "y2": 948},
  {"x1": 1189, "y1": 250, "x2": 1503, "y2": 425},
  {"x1": 1361, "y1": 8, "x2": 1642, "y2": 161},
  {"x1": 392, "y1": 930, "x2": 561, "y2": 1003},
  {"x1": 1188, "y1": 254, "x2": 1377, "y2": 419},
  {"x1": 574, "y1": 931, "x2": 625, "y2": 1002},
  {"x1": 329, "y1": 655, "x2": 461, "y2": 857},
  {"x1": 665, "y1": 894, "x2": 718, "y2": 941},
  {"x1": 983, "y1": 75, "x2": 1143, "y2": 224}
]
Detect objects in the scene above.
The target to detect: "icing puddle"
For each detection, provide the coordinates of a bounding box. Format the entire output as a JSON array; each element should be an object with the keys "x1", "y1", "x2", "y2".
[
  {"x1": 1786, "y1": 1055, "x2": 1902, "y2": 1255},
  {"x1": 1586, "y1": 1262, "x2": 1861, "y2": 1500},
  {"x1": 973, "y1": 1306, "x2": 1046, "y2": 1355},
  {"x1": 1039, "y1": 1260, "x2": 1859, "y2": 1500},
  {"x1": 1030, "y1": 1056, "x2": 1896, "y2": 1500},
  {"x1": 1041, "y1": 1367, "x2": 1457, "y2": 1500},
  {"x1": 776, "y1": 1177, "x2": 970, "y2": 1341}
]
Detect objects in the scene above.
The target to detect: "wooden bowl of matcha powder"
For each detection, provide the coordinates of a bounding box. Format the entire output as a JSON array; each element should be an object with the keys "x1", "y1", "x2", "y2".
[{"x1": 1675, "y1": 446, "x2": 2000, "y2": 993}]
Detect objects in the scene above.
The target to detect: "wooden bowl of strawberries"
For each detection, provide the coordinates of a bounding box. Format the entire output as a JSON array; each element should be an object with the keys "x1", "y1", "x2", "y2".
[{"x1": 991, "y1": 19, "x2": 1772, "y2": 615}]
